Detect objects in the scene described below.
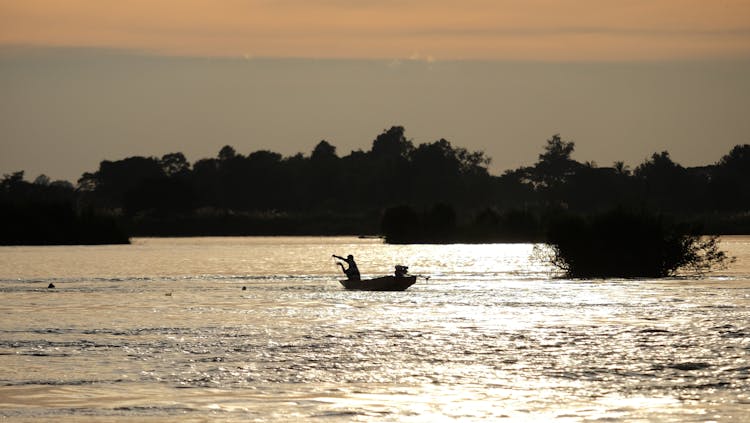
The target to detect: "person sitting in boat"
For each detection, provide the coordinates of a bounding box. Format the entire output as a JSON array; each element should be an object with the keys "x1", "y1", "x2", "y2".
[
  {"x1": 333, "y1": 254, "x2": 360, "y2": 281},
  {"x1": 394, "y1": 265, "x2": 408, "y2": 278}
]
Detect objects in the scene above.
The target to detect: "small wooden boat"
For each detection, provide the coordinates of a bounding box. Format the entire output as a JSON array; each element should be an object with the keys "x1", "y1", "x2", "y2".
[{"x1": 339, "y1": 275, "x2": 417, "y2": 291}]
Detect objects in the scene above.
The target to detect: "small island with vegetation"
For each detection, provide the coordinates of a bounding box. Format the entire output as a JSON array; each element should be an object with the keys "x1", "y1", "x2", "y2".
[
  {"x1": 2, "y1": 126, "x2": 748, "y2": 276},
  {"x1": 538, "y1": 208, "x2": 733, "y2": 278}
]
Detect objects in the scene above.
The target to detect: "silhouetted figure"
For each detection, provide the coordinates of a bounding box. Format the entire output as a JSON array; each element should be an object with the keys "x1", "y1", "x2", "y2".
[
  {"x1": 47, "y1": 283, "x2": 55, "y2": 289},
  {"x1": 395, "y1": 265, "x2": 408, "y2": 277},
  {"x1": 333, "y1": 254, "x2": 360, "y2": 281}
]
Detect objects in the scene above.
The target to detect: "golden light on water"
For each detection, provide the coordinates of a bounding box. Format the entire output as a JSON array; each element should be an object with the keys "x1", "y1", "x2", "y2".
[{"x1": 1, "y1": 237, "x2": 749, "y2": 420}]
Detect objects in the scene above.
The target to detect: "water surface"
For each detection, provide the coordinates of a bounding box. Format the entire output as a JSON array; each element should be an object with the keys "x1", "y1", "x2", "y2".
[{"x1": 1, "y1": 237, "x2": 749, "y2": 421}]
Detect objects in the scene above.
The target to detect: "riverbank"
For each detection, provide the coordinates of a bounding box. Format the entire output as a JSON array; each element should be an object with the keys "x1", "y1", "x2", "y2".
[{"x1": 2, "y1": 205, "x2": 749, "y2": 246}]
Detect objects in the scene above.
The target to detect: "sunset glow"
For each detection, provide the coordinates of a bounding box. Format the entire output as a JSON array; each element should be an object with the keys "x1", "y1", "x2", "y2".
[{"x1": 2, "y1": 0, "x2": 749, "y2": 60}]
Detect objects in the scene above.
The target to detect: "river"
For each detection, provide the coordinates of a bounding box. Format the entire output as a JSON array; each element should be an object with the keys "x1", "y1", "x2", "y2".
[{"x1": 1, "y1": 236, "x2": 749, "y2": 421}]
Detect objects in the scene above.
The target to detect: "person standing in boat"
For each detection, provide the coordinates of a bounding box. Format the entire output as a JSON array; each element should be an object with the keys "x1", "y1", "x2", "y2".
[{"x1": 333, "y1": 254, "x2": 360, "y2": 281}]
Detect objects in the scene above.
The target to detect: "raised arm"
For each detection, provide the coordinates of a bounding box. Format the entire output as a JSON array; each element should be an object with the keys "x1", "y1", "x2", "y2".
[{"x1": 332, "y1": 254, "x2": 345, "y2": 261}]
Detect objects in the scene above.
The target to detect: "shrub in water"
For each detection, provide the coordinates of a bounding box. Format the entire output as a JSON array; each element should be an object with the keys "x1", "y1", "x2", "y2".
[{"x1": 541, "y1": 209, "x2": 732, "y2": 278}]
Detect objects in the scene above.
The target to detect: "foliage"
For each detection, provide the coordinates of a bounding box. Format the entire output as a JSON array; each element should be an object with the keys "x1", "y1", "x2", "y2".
[
  {"x1": 381, "y1": 204, "x2": 461, "y2": 244},
  {"x1": 540, "y1": 209, "x2": 733, "y2": 278},
  {"x1": 160, "y1": 152, "x2": 191, "y2": 177},
  {"x1": 531, "y1": 134, "x2": 579, "y2": 189},
  {"x1": 382, "y1": 204, "x2": 544, "y2": 244},
  {"x1": 1, "y1": 171, "x2": 129, "y2": 245},
  {"x1": 3, "y1": 128, "x2": 750, "y2": 242},
  {"x1": 371, "y1": 126, "x2": 413, "y2": 160},
  {"x1": 311, "y1": 140, "x2": 337, "y2": 161},
  {"x1": 381, "y1": 205, "x2": 421, "y2": 244},
  {"x1": 710, "y1": 144, "x2": 750, "y2": 211},
  {"x1": 67, "y1": 130, "x2": 749, "y2": 223}
]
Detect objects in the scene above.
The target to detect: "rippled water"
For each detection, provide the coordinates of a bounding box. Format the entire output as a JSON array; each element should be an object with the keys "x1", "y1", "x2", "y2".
[{"x1": 1, "y1": 236, "x2": 749, "y2": 422}]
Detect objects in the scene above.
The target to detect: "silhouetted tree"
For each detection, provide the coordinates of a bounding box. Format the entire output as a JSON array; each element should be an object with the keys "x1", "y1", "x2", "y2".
[
  {"x1": 371, "y1": 126, "x2": 413, "y2": 160},
  {"x1": 1, "y1": 171, "x2": 24, "y2": 191},
  {"x1": 493, "y1": 168, "x2": 536, "y2": 210},
  {"x1": 244, "y1": 150, "x2": 284, "y2": 209},
  {"x1": 311, "y1": 140, "x2": 338, "y2": 161},
  {"x1": 531, "y1": 134, "x2": 579, "y2": 189},
  {"x1": 160, "y1": 152, "x2": 190, "y2": 177},
  {"x1": 191, "y1": 157, "x2": 220, "y2": 207},
  {"x1": 13, "y1": 128, "x2": 749, "y2": 242},
  {"x1": 50, "y1": 180, "x2": 74, "y2": 190},
  {"x1": 408, "y1": 138, "x2": 492, "y2": 207},
  {"x1": 124, "y1": 177, "x2": 194, "y2": 215},
  {"x1": 634, "y1": 151, "x2": 681, "y2": 180},
  {"x1": 381, "y1": 205, "x2": 420, "y2": 244},
  {"x1": 613, "y1": 161, "x2": 630, "y2": 176},
  {"x1": 77, "y1": 172, "x2": 98, "y2": 192},
  {"x1": 423, "y1": 203, "x2": 457, "y2": 241},
  {"x1": 500, "y1": 209, "x2": 541, "y2": 241},
  {"x1": 82, "y1": 157, "x2": 166, "y2": 209},
  {"x1": 33, "y1": 174, "x2": 51, "y2": 186},
  {"x1": 511, "y1": 134, "x2": 584, "y2": 208},
  {"x1": 634, "y1": 151, "x2": 703, "y2": 211},
  {"x1": 307, "y1": 141, "x2": 341, "y2": 209},
  {"x1": 711, "y1": 144, "x2": 750, "y2": 211},
  {"x1": 0, "y1": 172, "x2": 127, "y2": 245},
  {"x1": 365, "y1": 126, "x2": 415, "y2": 206},
  {"x1": 219, "y1": 145, "x2": 237, "y2": 161},
  {"x1": 565, "y1": 163, "x2": 635, "y2": 212},
  {"x1": 410, "y1": 139, "x2": 462, "y2": 205}
]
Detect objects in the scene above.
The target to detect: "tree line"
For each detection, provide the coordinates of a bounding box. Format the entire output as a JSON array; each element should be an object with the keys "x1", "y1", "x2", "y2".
[{"x1": 1, "y1": 126, "x2": 749, "y2": 244}]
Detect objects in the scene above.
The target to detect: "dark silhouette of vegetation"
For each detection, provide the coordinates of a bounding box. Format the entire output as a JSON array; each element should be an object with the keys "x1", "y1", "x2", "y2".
[
  {"x1": 540, "y1": 208, "x2": 733, "y2": 278},
  {"x1": 381, "y1": 203, "x2": 458, "y2": 244},
  {"x1": 381, "y1": 205, "x2": 421, "y2": 244},
  {"x1": 382, "y1": 205, "x2": 544, "y2": 244},
  {"x1": 1, "y1": 171, "x2": 128, "y2": 245},
  {"x1": 1, "y1": 127, "x2": 748, "y2": 245}
]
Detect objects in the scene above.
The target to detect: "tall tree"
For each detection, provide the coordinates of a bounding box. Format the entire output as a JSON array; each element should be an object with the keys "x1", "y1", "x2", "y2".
[
  {"x1": 371, "y1": 126, "x2": 413, "y2": 160},
  {"x1": 218, "y1": 145, "x2": 237, "y2": 161},
  {"x1": 532, "y1": 134, "x2": 579, "y2": 189},
  {"x1": 160, "y1": 152, "x2": 190, "y2": 177},
  {"x1": 634, "y1": 151, "x2": 703, "y2": 211},
  {"x1": 711, "y1": 144, "x2": 750, "y2": 210},
  {"x1": 311, "y1": 140, "x2": 338, "y2": 161}
]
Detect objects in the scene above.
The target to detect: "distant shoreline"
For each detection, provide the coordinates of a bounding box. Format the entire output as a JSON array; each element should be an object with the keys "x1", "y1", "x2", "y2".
[
  {"x1": 3, "y1": 129, "x2": 748, "y2": 246},
  {"x1": 1, "y1": 209, "x2": 748, "y2": 246}
]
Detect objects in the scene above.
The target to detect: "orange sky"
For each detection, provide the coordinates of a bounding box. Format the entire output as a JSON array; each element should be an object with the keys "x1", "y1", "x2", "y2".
[{"x1": 2, "y1": 0, "x2": 749, "y2": 60}]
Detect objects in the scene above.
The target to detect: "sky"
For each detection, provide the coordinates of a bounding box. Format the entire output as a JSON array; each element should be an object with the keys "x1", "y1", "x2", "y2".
[{"x1": 1, "y1": 0, "x2": 750, "y2": 182}]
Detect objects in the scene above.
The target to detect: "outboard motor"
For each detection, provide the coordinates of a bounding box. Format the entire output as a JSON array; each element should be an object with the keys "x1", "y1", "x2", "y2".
[{"x1": 394, "y1": 265, "x2": 409, "y2": 278}]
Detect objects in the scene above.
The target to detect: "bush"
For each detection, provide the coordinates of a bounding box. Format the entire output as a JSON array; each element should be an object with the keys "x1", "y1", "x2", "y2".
[{"x1": 540, "y1": 209, "x2": 732, "y2": 278}]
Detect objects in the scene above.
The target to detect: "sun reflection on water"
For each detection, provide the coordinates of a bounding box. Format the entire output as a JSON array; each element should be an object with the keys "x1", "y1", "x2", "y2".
[{"x1": 1, "y1": 237, "x2": 750, "y2": 421}]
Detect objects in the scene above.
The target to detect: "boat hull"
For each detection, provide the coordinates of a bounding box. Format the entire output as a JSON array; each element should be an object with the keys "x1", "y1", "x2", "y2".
[{"x1": 339, "y1": 275, "x2": 417, "y2": 291}]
